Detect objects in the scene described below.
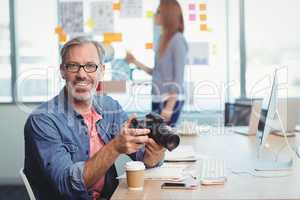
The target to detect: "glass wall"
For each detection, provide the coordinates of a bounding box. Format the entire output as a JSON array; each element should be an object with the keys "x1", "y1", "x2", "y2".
[
  {"x1": 245, "y1": 0, "x2": 300, "y2": 100},
  {"x1": 0, "y1": 0, "x2": 12, "y2": 102},
  {"x1": 17, "y1": 0, "x2": 60, "y2": 102},
  {"x1": 106, "y1": 0, "x2": 231, "y2": 112},
  {"x1": 227, "y1": 0, "x2": 241, "y2": 102},
  {"x1": 1, "y1": 0, "x2": 237, "y2": 113}
]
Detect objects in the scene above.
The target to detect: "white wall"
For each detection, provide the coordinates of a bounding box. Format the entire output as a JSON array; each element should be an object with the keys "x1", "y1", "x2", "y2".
[{"x1": 0, "y1": 104, "x2": 36, "y2": 184}]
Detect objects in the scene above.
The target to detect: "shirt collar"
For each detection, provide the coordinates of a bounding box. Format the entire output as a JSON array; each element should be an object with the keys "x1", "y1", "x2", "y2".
[{"x1": 57, "y1": 87, "x2": 104, "y2": 119}]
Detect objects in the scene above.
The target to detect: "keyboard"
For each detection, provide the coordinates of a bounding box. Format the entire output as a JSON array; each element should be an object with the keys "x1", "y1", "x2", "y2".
[{"x1": 200, "y1": 159, "x2": 227, "y2": 185}]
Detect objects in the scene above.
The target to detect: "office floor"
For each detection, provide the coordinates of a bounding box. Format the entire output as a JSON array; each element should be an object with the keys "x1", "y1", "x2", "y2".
[{"x1": 0, "y1": 185, "x2": 29, "y2": 200}]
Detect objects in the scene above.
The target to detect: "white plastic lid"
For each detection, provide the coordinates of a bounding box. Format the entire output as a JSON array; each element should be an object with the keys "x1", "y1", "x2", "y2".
[{"x1": 125, "y1": 161, "x2": 145, "y2": 171}]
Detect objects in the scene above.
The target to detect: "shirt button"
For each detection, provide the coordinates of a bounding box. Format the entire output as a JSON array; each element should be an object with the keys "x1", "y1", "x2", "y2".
[{"x1": 86, "y1": 150, "x2": 89, "y2": 155}]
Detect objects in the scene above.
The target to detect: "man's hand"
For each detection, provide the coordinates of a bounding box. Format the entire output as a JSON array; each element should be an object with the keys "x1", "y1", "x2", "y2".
[
  {"x1": 143, "y1": 138, "x2": 165, "y2": 167},
  {"x1": 112, "y1": 115, "x2": 150, "y2": 154}
]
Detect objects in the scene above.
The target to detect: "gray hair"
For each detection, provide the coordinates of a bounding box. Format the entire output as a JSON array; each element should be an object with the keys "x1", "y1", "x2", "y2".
[{"x1": 60, "y1": 36, "x2": 105, "y2": 64}]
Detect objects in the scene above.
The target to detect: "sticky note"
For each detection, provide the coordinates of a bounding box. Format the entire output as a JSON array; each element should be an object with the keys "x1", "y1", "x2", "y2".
[
  {"x1": 199, "y1": 3, "x2": 207, "y2": 11},
  {"x1": 55, "y1": 26, "x2": 63, "y2": 34},
  {"x1": 103, "y1": 33, "x2": 122, "y2": 43},
  {"x1": 146, "y1": 10, "x2": 154, "y2": 18},
  {"x1": 189, "y1": 14, "x2": 196, "y2": 21},
  {"x1": 113, "y1": 2, "x2": 121, "y2": 10},
  {"x1": 85, "y1": 18, "x2": 96, "y2": 29},
  {"x1": 103, "y1": 41, "x2": 112, "y2": 45},
  {"x1": 58, "y1": 32, "x2": 67, "y2": 43},
  {"x1": 189, "y1": 3, "x2": 196, "y2": 10},
  {"x1": 200, "y1": 24, "x2": 208, "y2": 31},
  {"x1": 199, "y1": 14, "x2": 207, "y2": 21},
  {"x1": 145, "y1": 42, "x2": 153, "y2": 49}
]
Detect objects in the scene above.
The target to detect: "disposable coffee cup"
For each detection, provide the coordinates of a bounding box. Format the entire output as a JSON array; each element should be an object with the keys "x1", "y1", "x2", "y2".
[{"x1": 125, "y1": 161, "x2": 145, "y2": 190}]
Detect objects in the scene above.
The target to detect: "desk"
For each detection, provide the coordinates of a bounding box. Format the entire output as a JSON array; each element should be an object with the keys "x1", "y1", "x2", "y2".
[{"x1": 111, "y1": 128, "x2": 300, "y2": 200}]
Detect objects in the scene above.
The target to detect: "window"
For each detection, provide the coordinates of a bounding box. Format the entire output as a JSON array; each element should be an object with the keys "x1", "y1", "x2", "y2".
[
  {"x1": 104, "y1": 0, "x2": 157, "y2": 112},
  {"x1": 183, "y1": 0, "x2": 229, "y2": 112},
  {"x1": 227, "y1": 0, "x2": 241, "y2": 101},
  {"x1": 17, "y1": 0, "x2": 60, "y2": 102},
  {"x1": 108, "y1": 0, "x2": 231, "y2": 112},
  {"x1": 0, "y1": 0, "x2": 11, "y2": 102},
  {"x1": 2, "y1": 0, "x2": 235, "y2": 112},
  {"x1": 245, "y1": 0, "x2": 300, "y2": 99}
]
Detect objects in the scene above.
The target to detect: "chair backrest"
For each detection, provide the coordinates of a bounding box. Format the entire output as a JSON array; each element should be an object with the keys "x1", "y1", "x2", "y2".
[
  {"x1": 224, "y1": 103, "x2": 252, "y2": 126},
  {"x1": 19, "y1": 168, "x2": 36, "y2": 200}
]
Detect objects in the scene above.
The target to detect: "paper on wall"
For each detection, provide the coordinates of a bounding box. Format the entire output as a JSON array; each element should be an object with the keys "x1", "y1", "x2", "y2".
[
  {"x1": 90, "y1": 1, "x2": 114, "y2": 34},
  {"x1": 59, "y1": 1, "x2": 84, "y2": 34},
  {"x1": 120, "y1": 0, "x2": 142, "y2": 18},
  {"x1": 186, "y1": 42, "x2": 209, "y2": 65}
]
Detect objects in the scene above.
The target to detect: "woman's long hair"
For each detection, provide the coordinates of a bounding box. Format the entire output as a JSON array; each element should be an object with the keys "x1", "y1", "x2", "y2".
[{"x1": 158, "y1": 0, "x2": 184, "y2": 58}]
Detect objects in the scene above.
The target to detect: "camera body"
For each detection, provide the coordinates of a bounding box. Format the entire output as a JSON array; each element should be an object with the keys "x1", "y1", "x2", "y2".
[{"x1": 130, "y1": 112, "x2": 180, "y2": 151}]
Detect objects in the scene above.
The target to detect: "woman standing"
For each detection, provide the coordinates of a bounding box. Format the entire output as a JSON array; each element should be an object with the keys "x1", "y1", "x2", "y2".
[{"x1": 126, "y1": 0, "x2": 188, "y2": 127}]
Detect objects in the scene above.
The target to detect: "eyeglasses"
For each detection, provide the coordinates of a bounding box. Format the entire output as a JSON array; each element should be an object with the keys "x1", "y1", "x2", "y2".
[{"x1": 63, "y1": 63, "x2": 103, "y2": 73}]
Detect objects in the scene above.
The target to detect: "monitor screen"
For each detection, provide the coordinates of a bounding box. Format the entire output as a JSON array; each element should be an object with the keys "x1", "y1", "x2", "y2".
[{"x1": 224, "y1": 103, "x2": 252, "y2": 126}]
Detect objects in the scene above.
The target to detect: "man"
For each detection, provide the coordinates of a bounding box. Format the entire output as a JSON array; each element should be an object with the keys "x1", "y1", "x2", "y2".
[{"x1": 24, "y1": 36, "x2": 165, "y2": 200}]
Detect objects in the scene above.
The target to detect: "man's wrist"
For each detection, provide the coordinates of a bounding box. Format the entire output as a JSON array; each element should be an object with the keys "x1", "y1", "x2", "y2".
[
  {"x1": 143, "y1": 147, "x2": 165, "y2": 168},
  {"x1": 109, "y1": 138, "x2": 121, "y2": 155}
]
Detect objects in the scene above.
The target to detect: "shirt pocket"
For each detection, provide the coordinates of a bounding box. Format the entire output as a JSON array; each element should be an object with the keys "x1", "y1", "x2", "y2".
[
  {"x1": 63, "y1": 142, "x2": 79, "y2": 161},
  {"x1": 63, "y1": 142, "x2": 79, "y2": 153}
]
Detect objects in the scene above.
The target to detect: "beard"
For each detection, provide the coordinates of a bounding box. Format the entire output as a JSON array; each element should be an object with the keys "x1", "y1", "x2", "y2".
[{"x1": 66, "y1": 79, "x2": 97, "y2": 102}]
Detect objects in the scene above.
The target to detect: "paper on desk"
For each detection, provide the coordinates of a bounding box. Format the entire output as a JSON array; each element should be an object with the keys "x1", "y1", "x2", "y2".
[
  {"x1": 165, "y1": 145, "x2": 196, "y2": 162},
  {"x1": 117, "y1": 163, "x2": 190, "y2": 181}
]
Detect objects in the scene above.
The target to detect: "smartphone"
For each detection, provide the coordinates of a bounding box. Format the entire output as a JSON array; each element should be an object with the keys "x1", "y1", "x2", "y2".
[{"x1": 161, "y1": 182, "x2": 186, "y2": 189}]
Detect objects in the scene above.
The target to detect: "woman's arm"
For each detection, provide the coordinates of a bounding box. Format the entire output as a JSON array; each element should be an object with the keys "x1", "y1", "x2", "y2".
[{"x1": 125, "y1": 52, "x2": 153, "y2": 75}]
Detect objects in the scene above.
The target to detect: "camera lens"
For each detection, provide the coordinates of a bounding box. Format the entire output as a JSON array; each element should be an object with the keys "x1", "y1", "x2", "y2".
[{"x1": 164, "y1": 134, "x2": 180, "y2": 151}]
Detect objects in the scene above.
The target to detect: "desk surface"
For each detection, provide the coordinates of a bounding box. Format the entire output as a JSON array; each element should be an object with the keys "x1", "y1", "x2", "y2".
[{"x1": 111, "y1": 128, "x2": 300, "y2": 200}]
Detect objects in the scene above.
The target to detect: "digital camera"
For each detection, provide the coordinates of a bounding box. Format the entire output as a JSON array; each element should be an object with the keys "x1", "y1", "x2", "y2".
[{"x1": 130, "y1": 112, "x2": 180, "y2": 151}]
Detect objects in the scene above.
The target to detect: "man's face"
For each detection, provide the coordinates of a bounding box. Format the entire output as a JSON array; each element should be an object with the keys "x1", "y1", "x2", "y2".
[{"x1": 61, "y1": 43, "x2": 103, "y2": 102}]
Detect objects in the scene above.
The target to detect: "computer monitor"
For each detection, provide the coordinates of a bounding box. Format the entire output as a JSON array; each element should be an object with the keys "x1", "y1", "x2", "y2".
[
  {"x1": 224, "y1": 103, "x2": 252, "y2": 126},
  {"x1": 254, "y1": 69, "x2": 293, "y2": 171},
  {"x1": 256, "y1": 70, "x2": 278, "y2": 153}
]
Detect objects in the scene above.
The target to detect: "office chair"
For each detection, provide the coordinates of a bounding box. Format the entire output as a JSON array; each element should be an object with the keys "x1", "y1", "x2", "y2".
[
  {"x1": 19, "y1": 168, "x2": 36, "y2": 200},
  {"x1": 224, "y1": 103, "x2": 252, "y2": 126}
]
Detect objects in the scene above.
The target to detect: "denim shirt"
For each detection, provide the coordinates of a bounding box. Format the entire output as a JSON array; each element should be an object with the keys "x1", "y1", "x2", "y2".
[{"x1": 24, "y1": 89, "x2": 145, "y2": 200}]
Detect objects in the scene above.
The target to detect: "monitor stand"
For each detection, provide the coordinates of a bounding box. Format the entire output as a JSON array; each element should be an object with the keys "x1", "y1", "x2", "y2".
[
  {"x1": 254, "y1": 159, "x2": 293, "y2": 171},
  {"x1": 255, "y1": 110, "x2": 294, "y2": 171},
  {"x1": 271, "y1": 131, "x2": 296, "y2": 137}
]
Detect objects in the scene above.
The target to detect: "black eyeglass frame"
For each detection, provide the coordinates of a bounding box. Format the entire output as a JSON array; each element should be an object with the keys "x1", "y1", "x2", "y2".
[{"x1": 63, "y1": 63, "x2": 104, "y2": 73}]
